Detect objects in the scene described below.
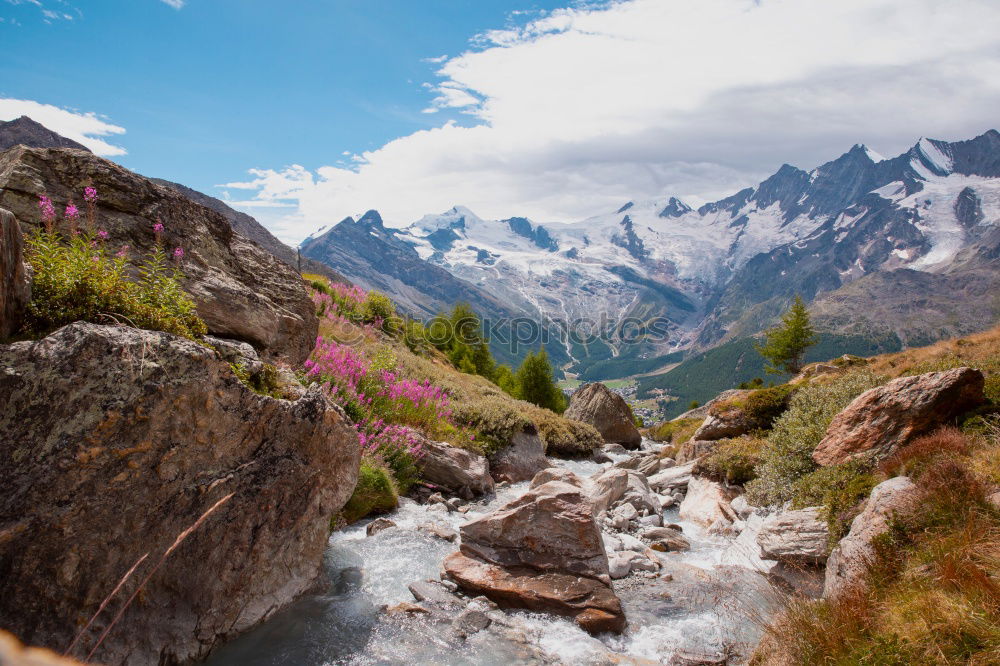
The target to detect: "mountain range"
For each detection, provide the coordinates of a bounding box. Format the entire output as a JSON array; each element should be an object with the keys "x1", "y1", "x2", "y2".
[{"x1": 301, "y1": 130, "x2": 1000, "y2": 384}]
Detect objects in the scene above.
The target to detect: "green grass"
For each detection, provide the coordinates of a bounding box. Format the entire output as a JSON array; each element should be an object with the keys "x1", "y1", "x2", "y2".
[
  {"x1": 637, "y1": 333, "x2": 902, "y2": 419},
  {"x1": 336, "y1": 457, "x2": 399, "y2": 525}
]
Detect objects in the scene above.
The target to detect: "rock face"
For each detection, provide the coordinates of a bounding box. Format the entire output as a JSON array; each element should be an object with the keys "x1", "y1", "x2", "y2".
[
  {"x1": 417, "y1": 437, "x2": 494, "y2": 498},
  {"x1": 0, "y1": 323, "x2": 360, "y2": 665},
  {"x1": 692, "y1": 391, "x2": 754, "y2": 441},
  {"x1": 0, "y1": 146, "x2": 318, "y2": 363},
  {"x1": 444, "y1": 473, "x2": 625, "y2": 634},
  {"x1": 824, "y1": 477, "x2": 921, "y2": 598},
  {"x1": 1, "y1": 208, "x2": 31, "y2": 339},
  {"x1": 487, "y1": 427, "x2": 548, "y2": 483},
  {"x1": 756, "y1": 507, "x2": 829, "y2": 565},
  {"x1": 812, "y1": 368, "x2": 985, "y2": 466},
  {"x1": 564, "y1": 382, "x2": 642, "y2": 449},
  {"x1": 678, "y1": 477, "x2": 738, "y2": 527}
]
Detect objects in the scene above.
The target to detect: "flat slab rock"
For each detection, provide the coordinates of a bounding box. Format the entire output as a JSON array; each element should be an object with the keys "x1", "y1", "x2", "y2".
[{"x1": 443, "y1": 552, "x2": 625, "y2": 634}]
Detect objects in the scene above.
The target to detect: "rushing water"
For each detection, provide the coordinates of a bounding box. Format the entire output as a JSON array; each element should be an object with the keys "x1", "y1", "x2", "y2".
[{"x1": 205, "y1": 444, "x2": 779, "y2": 665}]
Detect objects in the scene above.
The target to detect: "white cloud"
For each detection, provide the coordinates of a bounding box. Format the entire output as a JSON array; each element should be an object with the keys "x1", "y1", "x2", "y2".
[
  {"x1": 159, "y1": 0, "x2": 184, "y2": 8},
  {"x1": 224, "y1": 0, "x2": 1000, "y2": 245},
  {"x1": 0, "y1": 98, "x2": 127, "y2": 156}
]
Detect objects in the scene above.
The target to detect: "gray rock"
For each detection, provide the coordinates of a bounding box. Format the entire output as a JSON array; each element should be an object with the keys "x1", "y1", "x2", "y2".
[
  {"x1": 408, "y1": 580, "x2": 464, "y2": 609},
  {"x1": 488, "y1": 428, "x2": 547, "y2": 483},
  {"x1": 419, "y1": 438, "x2": 495, "y2": 497},
  {"x1": 825, "y1": 477, "x2": 921, "y2": 598},
  {"x1": 638, "y1": 514, "x2": 662, "y2": 528},
  {"x1": 613, "y1": 502, "x2": 639, "y2": 522},
  {"x1": 419, "y1": 523, "x2": 459, "y2": 542},
  {"x1": 679, "y1": 477, "x2": 738, "y2": 527},
  {"x1": 0, "y1": 146, "x2": 318, "y2": 363},
  {"x1": 0, "y1": 208, "x2": 30, "y2": 340},
  {"x1": 0, "y1": 323, "x2": 360, "y2": 665},
  {"x1": 564, "y1": 383, "x2": 642, "y2": 449},
  {"x1": 204, "y1": 335, "x2": 264, "y2": 374},
  {"x1": 756, "y1": 507, "x2": 829, "y2": 565},
  {"x1": 648, "y1": 461, "x2": 696, "y2": 494},
  {"x1": 366, "y1": 518, "x2": 396, "y2": 536},
  {"x1": 453, "y1": 608, "x2": 492, "y2": 636}
]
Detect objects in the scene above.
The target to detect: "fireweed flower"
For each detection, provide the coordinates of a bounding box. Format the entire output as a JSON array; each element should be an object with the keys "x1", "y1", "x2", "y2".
[
  {"x1": 152, "y1": 222, "x2": 165, "y2": 234},
  {"x1": 83, "y1": 187, "x2": 98, "y2": 203},
  {"x1": 115, "y1": 245, "x2": 129, "y2": 258},
  {"x1": 97, "y1": 230, "x2": 109, "y2": 240},
  {"x1": 173, "y1": 247, "x2": 184, "y2": 261},
  {"x1": 65, "y1": 202, "x2": 80, "y2": 220},
  {"x1": 38, "y1": 195, "x2": 56, "y2": 231}
]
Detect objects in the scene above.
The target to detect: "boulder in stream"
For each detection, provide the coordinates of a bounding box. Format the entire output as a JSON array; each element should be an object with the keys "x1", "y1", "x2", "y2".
[
  {"x1": 564, "y1": 382, "x2": 642, "y2": 449},
  {"x1": 444, "y1": 473, "x2": 626, "y2": 634}
]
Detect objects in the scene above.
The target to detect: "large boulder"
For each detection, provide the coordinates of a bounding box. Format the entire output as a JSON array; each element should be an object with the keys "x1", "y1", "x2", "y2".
[
  {"x1": 692, "y1": 390, "x2": 754, "y2": 441},
  {"x1": 0, "y1": 323, "x2": 360, "y2": 665},
  {"x1": 648, "y1": 460, "x2": 696, "y2": 494},
  {"x1": 812, "y1": 368, "x2": 985, "y2": 466},
  {"x1": 0, "y1": 208, "x2": 30, "y2": 339},
  {"x1": 564, "y1": 382, "x2": 641, "y2": 449},
  {"x1": 487, "y1": 427, "x2": 547, "y2": 483},
  {"x1": 444, "y1": 473, "x2": 625, "y2": 634},
  {"x1": 756, "y1": 507, "x2": 829, "y2": 565},
  {"x1": 824, "y1": 477, "x2": 920, "y2": 598},
  {"x1": 0, "y1": 146, "x2": 318, "y2": 363},
  {"x1": 678, "y1": 477, "x2": 739, "y2": 527},
  {"x1": 416, "y1": 436, "x2": 494, "y2": 498}
]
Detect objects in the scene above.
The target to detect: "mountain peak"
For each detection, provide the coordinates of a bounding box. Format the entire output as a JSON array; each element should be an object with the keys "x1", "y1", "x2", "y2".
[
  {"x1": 0, "y1": 115, "x2": 92, "y2": 153},
  {"x1": 358, "y1": 210, "x2": 385, "y2": 229},
  {"x1": 658, "y1": 196, "x2": 692, "y2": 218}
]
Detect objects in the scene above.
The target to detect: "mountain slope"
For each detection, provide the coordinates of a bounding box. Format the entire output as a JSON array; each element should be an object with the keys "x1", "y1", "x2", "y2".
[{"x1": 0, "y1": 116, "x2": 91, "y2": 153}]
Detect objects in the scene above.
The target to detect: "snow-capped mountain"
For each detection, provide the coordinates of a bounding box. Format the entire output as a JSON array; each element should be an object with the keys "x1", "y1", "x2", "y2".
[{"x1": 302, "y1": 130, "x2": 1000, "y2": 370}]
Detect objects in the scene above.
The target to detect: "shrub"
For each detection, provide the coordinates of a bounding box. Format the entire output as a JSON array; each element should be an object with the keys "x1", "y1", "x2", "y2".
[
  {"x1": 647, "y1": 417, "x2": 701, "y2": 445},
  {"x1": 23, "y1": 227, "x2": 206, "y2": 340},
  {"x1": 695, "y1": 436, "x2": 765, "y2": 485},
  {"x1": 790, "y1": 460, "x2": 879, "y2": 545},
  {"x1": 533, "y1": 411, "x2": 603, "y2": 456},
  {"x1": 746, "y1": 369, "x2": 885, "y2": 506},
  {"x1": 879, "y1": 427, "x2": 971, "y2": 479},
  {"x1": 230, "y1": 362, "x2": 282, "y2": 398},
  {"x1": 337, "y1": 456, "x2": 398, "y2": 525},
  {"x1": 741, "y1": 383, "x2": 796, "y2": 428},
  {"x1": 361, "y1": 291, "x2": 399, "y2": 334},
  {"x1": 451, "y1": 395, "x2": 531, "y2": 455}
]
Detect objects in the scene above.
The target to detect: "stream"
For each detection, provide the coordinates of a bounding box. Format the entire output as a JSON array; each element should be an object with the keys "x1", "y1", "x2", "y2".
[{"x1": 205, "y1": 443, "x2": 782, "y2": 665}]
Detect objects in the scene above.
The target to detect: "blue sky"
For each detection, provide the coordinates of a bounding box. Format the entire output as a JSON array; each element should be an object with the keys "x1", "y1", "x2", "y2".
[
  {"x1": 3, "y1": 0, "x2": 1000, "y2": 243},
  {"x1": 1, "y1": 0, "x2": 564, "y2": 190}
]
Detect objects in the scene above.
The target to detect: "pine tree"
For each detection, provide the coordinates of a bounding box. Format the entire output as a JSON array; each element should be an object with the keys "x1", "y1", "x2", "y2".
[
  {"x1": 755, "y1": 295, "x2": 818, "y2": 375},
  {"x1": 514, "y1": 348, "x2": 567, "y2": 413}
]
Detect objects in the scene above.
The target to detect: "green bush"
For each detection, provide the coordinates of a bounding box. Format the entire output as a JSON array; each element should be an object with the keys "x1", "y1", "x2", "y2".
[
  {"x1": 647, "y1": 417, "x2": 701, "y2": 445},
  {"x1": 336, "y1": 456, "x2": 399, "y2": 525},
  {"x1": 534, "y1": 412, "x2": 603, "y2": 456},
  {"x1": 23, "y1": 231, "x2": 207, "y2": 340},
  {"x1": 741, "y1": 384, "x2": 796, "y2": 428},
  {"x1": 746, "y1": 370, "x2": 885, "y2": 506},
  {"x1": 451, "y1": 395, "x2": 531, "y2": 455},
  {"x1": 790, "y1": 460, "x2": 879, "y2": 546},
  {"x1": 696, "y1": 436, "x2": 765, "y2": 485},
  {"x1": 361, "y1": 291, "x2": 399, "y2": 334},
  {"x1": 230, "y1": 362, "x2": 283, "y2": 398}
]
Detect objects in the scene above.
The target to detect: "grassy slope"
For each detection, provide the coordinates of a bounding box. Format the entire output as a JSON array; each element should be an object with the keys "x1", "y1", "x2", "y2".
[
  {"x1": 637, "y1": 332, "x2": 903, "y2": 419},
  {"x1": 751, "y1": 324, "x2": 1000, "y2": 665}
]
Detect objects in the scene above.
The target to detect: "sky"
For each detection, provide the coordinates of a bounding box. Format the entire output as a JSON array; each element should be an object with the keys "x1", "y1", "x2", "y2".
[{"x1": 2, "y1": 0, "x2": 1000, "y2": 244}]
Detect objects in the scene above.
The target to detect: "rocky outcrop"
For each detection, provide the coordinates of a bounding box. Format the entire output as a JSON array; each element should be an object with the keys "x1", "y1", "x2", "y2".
[
  {"x1": 678, "y1": 477, "x2": 738, "y2": 527},
  {"x1": 0, "y1": 146, "x2": 318, "y2": 363},
  {"x1": 1, "y1": 208, "x2": 30, "y2": 339},
  {"x1": 444, "y1": 473, "x2": 625, "y2": 634},
  {"x1": 824, "y1": 477, "x2": 920, "y2": 598},
  {"x1": 0, "y1": 323, "x2": 360, "y2": 665},
  {"x1": 417, "y1": 437, "x2": 494, "y2": 498},
  {"x1": 648, "y1": 460, "x2": 696, "y2": 494},
  {"x1": 0, "y1": 116, "x2": 91, "y2": 153},
  {"x1": 676, "y1": 439, "x2": 720, "y2": 463},
  {"x1": 756, "y1": 507, "x2": 829, "y2": 565},
  {"x1": 692, "y1": 390, "x2": 754, "y2": 441},
  {"x1": 487, "y1": 428, "x2": 547, "y2": 483},
  {"x1": 564, "y1": 382, "x2": 641, "y2": 449},
  {"x1": 812, "y1": 368, "x2": 985, "y2": 466}
]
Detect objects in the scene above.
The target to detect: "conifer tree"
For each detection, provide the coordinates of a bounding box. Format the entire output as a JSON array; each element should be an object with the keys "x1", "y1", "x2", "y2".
[
  {"x1": 755, "y1": 295, "x2": 818, "y2": 375},
  {"x1": 514, "y1": 348, "x2": 567, "y2": 413}
]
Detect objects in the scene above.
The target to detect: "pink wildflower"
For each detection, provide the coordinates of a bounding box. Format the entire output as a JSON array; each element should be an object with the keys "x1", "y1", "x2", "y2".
[
  {"x1": 38, "y1": 195, "x2": 56, "y2": 231},
  {"x1": 173, "y1": 247, "x2": 184, "y2": 261},
  {"x1": 84, "y1": 187, "x2": 98, "y2": 203},
  {"x1": 152, "y1": 222, "x2": 165, "y2": 234},
  {"x1": 115, "y1": 245, "x2": 129, "y2": 258},
  {"x1": 65, "y1": 202, "x2": 80, "y2": 220},
  {"x1": 97, "y1": 229, "x2": 109, "y2": 240}
]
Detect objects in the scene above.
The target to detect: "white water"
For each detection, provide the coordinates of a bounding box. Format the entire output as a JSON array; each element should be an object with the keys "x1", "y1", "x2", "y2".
[{"x1": 205, "y1": 445, "x2": 779, "y2": 665}]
